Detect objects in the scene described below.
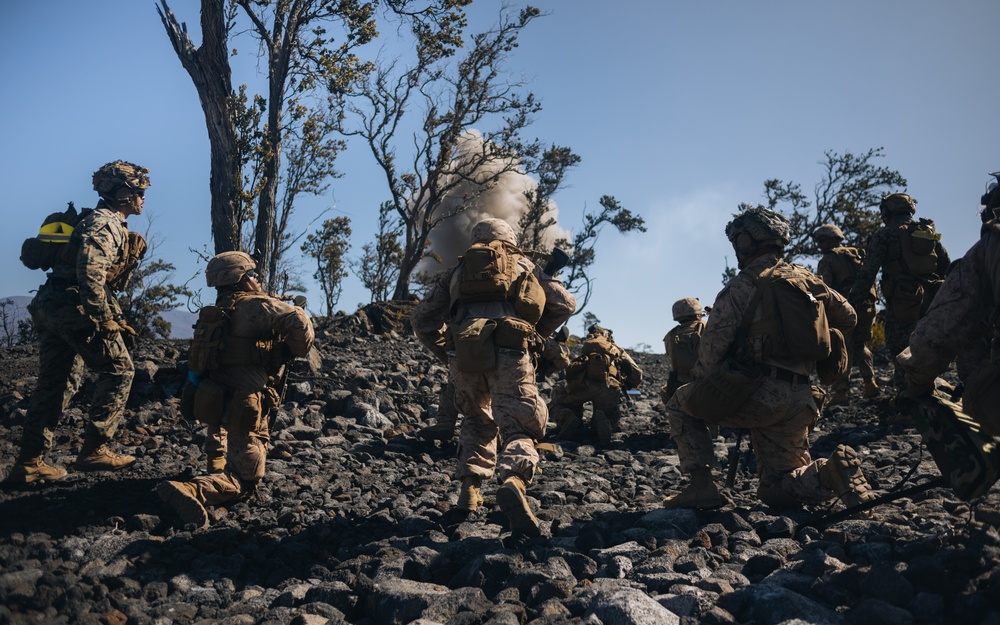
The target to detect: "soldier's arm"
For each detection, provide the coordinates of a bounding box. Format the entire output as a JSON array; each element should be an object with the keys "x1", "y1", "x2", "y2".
[
  {"x1": 691, "y1": 278, "x2": 751, "y2": 378},
  {"x1": 270, "y1": 301, "x2": 315, "y2": 358},
  {"x1": 535, "y1": 265, "x2": 576, "y2": 338},
  {"x1": 824, "y1": 283, "x2": 857, "y2": 333},
  {"x1": 76, "y1": 222, "x2": 120, "y2": 322},
  {"x1": 816, "y1": 255, "x2": 835, "y2": 287},
  {"x1": 411, "y1": 270, "x2": 454, "y2": 361},
  {"x1": 935, "y1": 241, "x2": 952, "y2": 276},
  {"x1": 848, "y1": 233, "x2": 884, "y2": 302}
]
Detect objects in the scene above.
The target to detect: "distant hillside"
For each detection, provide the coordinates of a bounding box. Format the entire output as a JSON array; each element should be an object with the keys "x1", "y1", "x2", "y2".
[{"x1": 1, "y1": 295, "x2": 196, "y2": 340}]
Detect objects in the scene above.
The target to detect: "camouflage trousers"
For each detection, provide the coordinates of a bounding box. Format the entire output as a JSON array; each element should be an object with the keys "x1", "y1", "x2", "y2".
[
  {"x1": 190, "y1": 405, "x2": 270, "y2": 507},
  {"x1": 435, "y1": 379, "x2": 460, "y2": 429},
  {"x1": 450, "y1": 349, "x2": 547, "y2": 484},
  {"x1": 549, "y1": 381, "x2": 623, "y2": 432},
  {"x1": 885, "y1": 314, "x2": 918, "y2": 388},
  {"x1": 668, "y1": 376, "x2": 834, "y2": 505},
  {"x1": 22, "y1": 285, "x2": 134, "y2": 455},
  {"x1": 831, "y1": 326, "x2": 876, "y2": 393}
]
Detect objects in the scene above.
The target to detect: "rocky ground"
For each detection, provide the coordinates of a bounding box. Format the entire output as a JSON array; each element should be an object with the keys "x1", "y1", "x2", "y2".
[{"x1": 1, "y1": 304, "x2": 1000, "y2": 625}]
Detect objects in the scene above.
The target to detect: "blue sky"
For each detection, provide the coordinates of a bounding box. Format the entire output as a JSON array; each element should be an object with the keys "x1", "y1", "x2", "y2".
[{"x1": 1, "y1": 1, "x2": 998, "y2": 350}]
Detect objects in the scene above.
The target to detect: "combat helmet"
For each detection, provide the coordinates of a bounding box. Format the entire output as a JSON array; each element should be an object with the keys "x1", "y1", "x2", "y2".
[
  {"x1": 878, "y1": 193, "x2": 916, "y2": 219},
  {"x1": 672, "y1": 297, "x2": 704, "y2": 321},
  {"x1": 981, "y1": 172, "x2": 1000, "y2": 223},
  {"x1": 725, "y1": 206, "x2": 792, "y2": 255},
  {"x1": 206, "y1": 251, "x2": 256, "y2": 287},
  {"x1": 812, "y1": 223, "x2": 845, "y2": 243},
  {"x1": 471, "y1": 218, "x2": 517, "y2": 246},
  {"x1": 92, "y1": 160, "x2": 151, "y2": 198}
]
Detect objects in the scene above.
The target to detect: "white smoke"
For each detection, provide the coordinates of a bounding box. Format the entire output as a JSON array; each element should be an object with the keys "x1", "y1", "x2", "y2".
[{"x1": 416, "y1": 130, "x2": 572, "y2": 274}]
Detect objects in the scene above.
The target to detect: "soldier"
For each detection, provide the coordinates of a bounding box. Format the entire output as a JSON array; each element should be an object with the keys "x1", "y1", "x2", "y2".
[
  {"x1": 660, "y1": 298, "x2": 706, "y2": 405},
  {"x1": 157, "y1": 251, "x2": 314, "y2": 529},
  {"x1": 412, "y1": 219, "x2": 575, "y2": 536},
  {"x1": 897, "y1": 178, "x2": 1000, "y2": 425},
  {"x1": 550, "y1": 325, "x2": 643, "y2": 445},
  {"x1": 849, "y1": 193, "x2": 951, "y2": 388},
  {"x1": 813, "y1": 224, "x2": 879, "y2": 403},
  {"x1": 663, "y1": 207, "x2": 875, "y2": 511},
  {"x1": 6, "y1": 161, "x2": 151, "y2": 484}
]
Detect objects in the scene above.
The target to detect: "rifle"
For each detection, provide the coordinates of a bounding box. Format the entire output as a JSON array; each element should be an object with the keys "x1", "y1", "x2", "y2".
[
  {"x1": 543, "y1": 248, "x2": 570, "y2": 277},
  {"x1": 267, "y1": 362, "x2": 290, "y2": 432},
  {"x1": 725, "y1": 431, "x2": 744, "y2": 489}
]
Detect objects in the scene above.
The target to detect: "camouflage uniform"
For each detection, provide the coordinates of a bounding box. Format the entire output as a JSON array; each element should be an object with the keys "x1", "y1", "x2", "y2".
[
  {"x1": 661, "y1": 316, "x2": 706, "y2": 404},
  {"x1": 817, "y1": 246, "x2": 878, "y2": 396},
  {"x1": 159, "y1": 282, "x2": 314, "y2": 528},
  {"x1": 413, "y1": 260, "x2": 575, "y2": 484},
  {"x1": 896, "y1": 230, "x2": 1000, "y2": 395},
  {"x1": 21, "y1": 205, "x2": 136, "y2": 460},
  {"x1": 666, "y1": 252, "x2": 859, "y2": 506},
  {"x1": 850, "y1": 213, "x2": 950, "y2": 387},
  {"x1": 550, "y1": 328, "x2": 642, "y2": 444}
]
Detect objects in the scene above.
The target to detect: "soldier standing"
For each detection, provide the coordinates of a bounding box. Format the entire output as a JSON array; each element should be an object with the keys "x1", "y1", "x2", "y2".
[
  {"x1": 663, "y1": 207, "x2": 875, "y2": 511},
  {"x1": 6, "y1": 161, "x2": 151, "y2": 484},
  {"x1": 157, "y1": 252, "x2": 314, "y2": 529},
  {"x1": 660, "y1": 298, "x2": 706, "y2": 405},
  {"x1": 412, "y1": 219, "x2": 575, "y2": 536},
  {"x1": 549, "y1": 325, "x2": 643, "y2": 445},
  {"x1": 813, "y1": 224, "x2": 879, "y2": 403},
  {"x1": 849, "y1": 193, "x2": 950, "y2": 388}
]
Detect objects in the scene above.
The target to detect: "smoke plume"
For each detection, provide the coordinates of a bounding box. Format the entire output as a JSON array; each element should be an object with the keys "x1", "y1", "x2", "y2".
[{"x1": 416, "y1": 130, "x2": 571, "y2": 274}]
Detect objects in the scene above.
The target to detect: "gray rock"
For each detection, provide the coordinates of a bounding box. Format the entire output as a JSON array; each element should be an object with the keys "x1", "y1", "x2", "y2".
[{"x1": 588, "y1": 587, "x2": 681, "y2": 625}]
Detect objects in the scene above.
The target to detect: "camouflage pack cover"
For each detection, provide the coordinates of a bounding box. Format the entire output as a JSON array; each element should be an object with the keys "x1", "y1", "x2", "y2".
[
  {"x1": 92, "y1": 160, "x2": 151, "y2": 196},
  {"x1": 725, "y1": 206, "x2": 792, "y2": 247}
]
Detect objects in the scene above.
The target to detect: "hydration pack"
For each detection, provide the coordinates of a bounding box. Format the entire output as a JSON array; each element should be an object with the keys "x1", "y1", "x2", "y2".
[
  {"x1": 19, "y1": 202, "x2": 91, "y2": 271},
  {"x1": 896, "y1": 218, "x2": 942, "y2": 277}
]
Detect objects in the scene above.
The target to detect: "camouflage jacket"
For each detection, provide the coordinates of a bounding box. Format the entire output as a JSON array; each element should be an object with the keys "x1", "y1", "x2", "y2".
[
  {"x1": 663, "y1": 319, "x2": 705, "y2": 382},
  {"x1": 47, "y1": 203, "x2": 128, "y2": 323},
  {"x1": 899, "y1": 224, "x2": 1000, "y2": 386},
  {"x1": 817, "y1": 246, "x2": 876, "y2": 301},
  {"x1": 412, "y1": 257, "x2": 576, "y2": 361},
  {"x1": 849, "y1": 215, "x2": 951, "y2": 305},
  {"x1": 210, "y1": 290, "x2": 315, "y2": 392},
  {"x1": 694, "y1": 253, "x2": 857, "y2": 378}
]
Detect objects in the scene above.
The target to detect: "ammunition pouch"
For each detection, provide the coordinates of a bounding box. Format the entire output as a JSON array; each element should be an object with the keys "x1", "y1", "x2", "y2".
[
  {"x1": 453, "y1": 317, "x2": 497, "y2": 372},
  {"x1": 493, "y1": 316, "x2": 537, "y2": 351},
  {"x1": 681, "y1": 358, "x2": 763, "y2": 422},
  {"x1": 106, "y1": 231, "x2": 148, "y2": 292}
]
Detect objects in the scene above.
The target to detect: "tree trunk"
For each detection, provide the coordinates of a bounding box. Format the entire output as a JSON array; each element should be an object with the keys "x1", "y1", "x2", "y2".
[{"x1": 158, "y1": 0, "x2": 241, "y2": 254}]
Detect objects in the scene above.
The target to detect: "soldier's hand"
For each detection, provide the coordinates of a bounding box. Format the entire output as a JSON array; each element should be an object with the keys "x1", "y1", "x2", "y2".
[{"x1": 100, "y1": 319, "x2": 137, "y2": 336}]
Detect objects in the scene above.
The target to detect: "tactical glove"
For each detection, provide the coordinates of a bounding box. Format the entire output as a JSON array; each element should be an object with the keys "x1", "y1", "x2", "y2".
[{"x1": 100, "y1": 319, "x2": 138, "y2": 336}]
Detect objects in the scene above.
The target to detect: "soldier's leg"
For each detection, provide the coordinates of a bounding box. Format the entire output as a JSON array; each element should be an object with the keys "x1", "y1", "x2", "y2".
[
  {"x1": 492, "y1": 351, "x2": 546, "y2": 535},
  {"x1": 450, "y1": 364, "x2": 499, "y2": 481},
  {"x1": 592, "y1": 387, "x2": 622, "y2": 446},
  {"x1": 548, "y1": 382, "x2": 586, "y2": 440},
  {"x1": 885, "y1": 316, "x2": 915, "y2": 389},
  {"x1": 205, "y1": 425, "x2": 227, "y2": 473},
  {"x1": 661, "y1": 386, "x2": 726, "y2": 509},
  {"x1": 419, "y1": 380, "x2": 460, "y2": 442}
]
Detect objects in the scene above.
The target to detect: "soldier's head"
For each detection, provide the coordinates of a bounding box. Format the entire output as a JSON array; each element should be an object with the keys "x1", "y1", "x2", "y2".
[
  {"x1": 812, "y1": 223, "x2": 845, "y2": 253},
  {"x1": 93, "y1": 160, "x2": 150, "y2": 217},
  {"x1": 725, "y1": 206, "x2": 791, "y2": 268},
  {"x1": 206, "y1": 251, "x2": 259, "y2": 292},
  {"x1": 878, "y1": 192, "x2": 916, "y2": 223},
  {"x1": 587, "y1": 324, "x2": 612, "y2": 339},
  {"x1": 471, "y1": 218, "x2": 517, "y2": 246},
  {"x1": 671, "y1": 297, "x2": 704, "y2": 322},
  {"x1": 981, "y1": 172, "x2": 1000, "y2": 223}
]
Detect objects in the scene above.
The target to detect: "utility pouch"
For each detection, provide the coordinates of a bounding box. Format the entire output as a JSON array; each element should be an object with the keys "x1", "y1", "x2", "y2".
[
  {"x1": 193, "y1": 377, "x2": 226, "y2": 427},
  {"x1": 494, "y1": 316, "x2": 536, "y2": 351},
  {"x1": 816, "y1": 327, "x2": 850, "y2": 385},
  {"x1": 511, "y1": 271, "x2": 546, "y2": 325},
  {"x1": 891, "y1": 276, "x2": 925, "y2": 323},
  {"x1": 681, "y1": 358, "x2": 763, "y2": 422},
  {"x1": 963, "y1": 362, "x2": 1000, "y2": 437},
  {"x1": 453, "y1": 317, "x2": 497, "y2": 372}
]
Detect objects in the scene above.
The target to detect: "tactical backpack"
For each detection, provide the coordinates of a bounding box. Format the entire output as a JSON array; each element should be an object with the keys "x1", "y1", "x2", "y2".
[
  {"x1": 20, "y1": 202, "x2": 91, "y2": 271},
  {"x1": 451, "y1": 240, "x2": 546, "y2": 324},
  {"x1": 577, "y1": 333, "x2": 641, "y2": 389},
  {"x1": 668, "y1": 321, "x2": 704, "y2": 378},
  {"x1": 188, "y1": 306, "x2": 233, "y2": 374},
  {"x1": 829, "y1": 246, "x2": 865, "y2": 294},
  {"x1": 886, "y1": 219, "x2": 943, "y2": 323},
  {"x1": 745, "y1": 263, "x2": 833, "y2": 363}
]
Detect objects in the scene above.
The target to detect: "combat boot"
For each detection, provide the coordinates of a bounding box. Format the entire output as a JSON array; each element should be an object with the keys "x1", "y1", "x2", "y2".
[
  {"x1": 156, "y1": 481, "x2": 209, "y2": 529},
  {"x1": 662, "y1": 468, "x2": 728, "y2": 510},
  {"x1": 593, "y1": 409, "x2": 613, "y2": 446},
  {"x1": 554, "y1": 413, "x2": 583, "y2": 440},
  {"x1": 75, "y1": 435, "x2": 136, "y2": 472},
  {"x1": 819, "y1": 444, "x2": 875, "y2": 509},
  {"x1": 5, "y1": 454, "x2": 67, "y2": 485},
  {"x1": 827, "y1": 390, "x2": 850, "y2": 407},
  {"x1": 456, "y1": 475, "x2": 483, "y2": 512},
  {"x1": 496, "y1": 475, "x2": 541, "y2": 536},
  {"x1": 862, "y1": 380, "x2": 880, "y2": 399},
  {"x1": 418, "y1": 420, "x2": 457, "y2": 443}
]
